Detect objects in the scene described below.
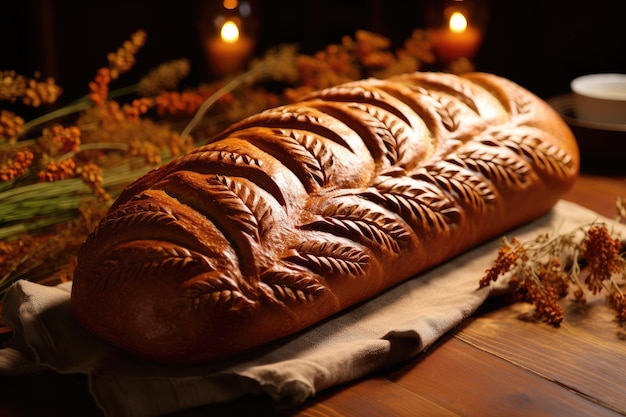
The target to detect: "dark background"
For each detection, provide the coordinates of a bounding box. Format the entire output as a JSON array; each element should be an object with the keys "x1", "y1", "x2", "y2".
[{"x1": 2, "y1": 0, "x2": 625, "y2": 107}]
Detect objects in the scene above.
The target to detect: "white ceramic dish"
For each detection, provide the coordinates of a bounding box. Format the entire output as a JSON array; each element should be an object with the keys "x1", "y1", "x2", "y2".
[
  {"x1": 570, "y1": 73, "x2": 626, "y2": 125},
  {"x1": 548, "y1": 93, "x2": 626, "y2": 174}
]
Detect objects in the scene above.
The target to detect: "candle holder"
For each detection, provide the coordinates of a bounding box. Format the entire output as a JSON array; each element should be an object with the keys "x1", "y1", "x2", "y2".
[
  {"x1": 424, "y1": 0, "x2": 489, "y2": 65},
  {"x1": 197, "y1": 0, "x2": 258, "y2": 77}
]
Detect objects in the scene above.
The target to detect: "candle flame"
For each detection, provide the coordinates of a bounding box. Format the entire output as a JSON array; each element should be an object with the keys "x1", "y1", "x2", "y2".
[
  {"x1": 223, "y1": 0, "x2": 238, "y2": 9},
  {"x1": 449, "y1": 11, "x2": 468, "y2": 33},
  {"x1": 220, "y1": 20, "x2": 240, "y2": 43}
]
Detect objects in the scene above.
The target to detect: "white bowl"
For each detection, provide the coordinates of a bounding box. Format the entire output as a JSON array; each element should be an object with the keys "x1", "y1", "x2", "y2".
[{"x1": 570, "y1": 73, "x2": 626, "y2": 124}]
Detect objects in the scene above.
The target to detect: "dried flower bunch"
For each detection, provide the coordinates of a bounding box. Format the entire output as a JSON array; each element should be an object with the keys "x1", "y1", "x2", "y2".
[
  {"x1": 0, "y1": 27, "x2": 441, "y2": 303},
  {"x1": 283, "y1": 29, "x2": 441, "y2": 102},
  {"x1": 479, "y1": 199, "x2": 626, "y2": 325}
]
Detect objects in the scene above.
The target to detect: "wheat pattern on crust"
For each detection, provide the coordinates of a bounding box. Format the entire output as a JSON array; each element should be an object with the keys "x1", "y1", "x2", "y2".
[
  {"x1": 302, "y1": 200, "x2": 412, "y2": 254},
  {"x1": 283, "y1": 240, "x2": 371, "y2": 278},
  {"x1": 260, "y1": 266, "x2": 327, "y2": 305},
  {"x1": 182, "y1": 272, "x2": 255, "y2": 312}
]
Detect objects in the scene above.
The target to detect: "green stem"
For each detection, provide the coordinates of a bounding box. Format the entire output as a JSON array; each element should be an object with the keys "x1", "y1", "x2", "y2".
[
  {"x1": 57, "y1": 142, "x2": 130, "y2": 161},
  {"x1": 20, "y1": 100, "x2": 90, "y2": 135},
  {"x1": 0, "y1": 152, "x2": 167, "y2": 237},
  {"x1": 0, "y1": 212, "x2": 77, "y2": 240}
]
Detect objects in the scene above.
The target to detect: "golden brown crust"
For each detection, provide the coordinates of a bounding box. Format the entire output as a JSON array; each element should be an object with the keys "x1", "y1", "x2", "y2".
[{"x1": 70, "y1": 72, "x2": 579, "y2": 364}]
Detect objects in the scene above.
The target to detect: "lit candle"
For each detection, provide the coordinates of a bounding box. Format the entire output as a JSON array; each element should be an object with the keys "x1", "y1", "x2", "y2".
[
  {"x1": 430, "y1": 10, "x2": 482, "y2": 62},
  {"x1": 206, "y1": 19, "x2": 254, "y2": 76}
]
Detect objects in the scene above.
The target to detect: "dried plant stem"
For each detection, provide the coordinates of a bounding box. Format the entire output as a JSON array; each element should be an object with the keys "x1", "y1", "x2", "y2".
[
  {"x1": 178, "y1": 73, "x2": 253, "y2": 143},
  {"x1": 0, "y1": 212, "x2": 78, "y2": 240},
  {"x1": 178, "y1": 53, "x2": 285, "y2": 143},
  {"x1": 16, "y1": 84, "x2": 139, "y2": 140}
]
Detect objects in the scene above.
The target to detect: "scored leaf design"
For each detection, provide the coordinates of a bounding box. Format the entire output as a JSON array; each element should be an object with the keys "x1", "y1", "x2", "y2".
[
  {"x1": 412, "y1": 86, "x2": 462, "y2": 132},
  {"x1": 182, "y1": 272, "x2": 256, "y2": 311},
  {"x1": 444, "y1": 78, "x2": 481, "y2": 113},
  {"x1": 434, "y1": 96, "x2": 463, "y2": 132},
  {"x1": 208, "y1": 175, "x2": 273, "y2": 241},
  {"x1": 360, "y1": 176, "x2": 461, "y2": 233},
  {"x1": 278, "y1": 129, "x2": 335, "y2": 189},
  {"x1": 301, "y1": 200, "x2": 411, "y2": 253},
  {"x1": 309, "y1": 84, "x2": 384, "y2": 102},
  {"x1": 304, "y1": 84, "x2": 414, "y2": 126},
  {"x1": 259, "y1": 266, "x2": 326, "y2": 304},
  {"x1": 110, "y1": 148, "x2": 267, "y2": 208},
  {"x1": 411, "y1": 162, "x2": 496, "y2": 213},
  {"x1": 160, "y1": 148, "x2": 263, "y2": 179},
  {"x1": 96, "y1": 245, "x2": 206, "y2": 292},
  {"x1": 482, "y1": 128, "x2": 575, "y2": 179},
  {"x1": 393, "y1": 73, "x2": 481, "y2": 113},
  {"x1": 89, "y1": 198, "x2": 179, "y2": 247},
  {"x1": 235, "y1": 107, "x2": 354, "y2": 151},
  {"x1": 509, "y1": 88, "x2": 534, "y2": 116},
  {"x1": 136, "y1": 246, "x2": 202, "y2": 277},
  {"x1": 295, "y1": 130, "x2": 336, "y2": 185},
  {"x1": 452, "y1": 142, "x2": 530, "y2": 188},
  {"x1": 346, "y1": 102, "x2": 413, "y2": 166},
  {"x1": 283, "y1": 240, "x2": 370, "y2": 277}
]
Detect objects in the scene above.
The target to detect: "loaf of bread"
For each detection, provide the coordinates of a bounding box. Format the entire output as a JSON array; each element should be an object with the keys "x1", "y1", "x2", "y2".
[{"x1": 70, "y1": 72, "x2": 579, "y2": 364}]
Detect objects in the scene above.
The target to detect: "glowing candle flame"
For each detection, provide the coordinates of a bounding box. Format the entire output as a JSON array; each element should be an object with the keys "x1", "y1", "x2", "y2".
[
  {"x1": 220, "y1": 20, "x2": 240, "y2": 43},
  {"x1": 449, "y1": 11, "x2": 468, "y2": 33}
]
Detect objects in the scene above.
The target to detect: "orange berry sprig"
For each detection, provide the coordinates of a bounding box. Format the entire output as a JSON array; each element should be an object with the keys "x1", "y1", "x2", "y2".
[
  {"x1": 76, "y1": 162, "x2": 109, "y2": 202},
  {"x1": 107, "y1": 29, "x2": 147, "y2": 80},
  {"x1": 89, "y1": 29, "x2": 147, "y2": 105},
  {"x1": 49, "y1": 125, "x2": 81, "y2": 154},
  {"x1": 0, "y1": 150, "x2": 34, "y2": 182},
  {"x1": 123, "y1": 97, "x2": 152, "y2": 121},
  {"x1": 88, "y1": 68, "x2": 112, "y2": 106},
  {"x1": 0, "y1": 110, "x2": 25, "y2": 141},
  {"x1": 38, "y1": 157, "x2": 76, "y2": 183},
  {"x1": 0, "y1": 70, "x2": 63, "y2": 108},
  {"x1": 22, "y1": 75, "x2": 64, "y2": 107}
]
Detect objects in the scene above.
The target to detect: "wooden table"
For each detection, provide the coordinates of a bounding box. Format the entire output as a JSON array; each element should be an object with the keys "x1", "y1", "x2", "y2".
[{"x1": 2, "y1": 171, "x2": 626, "y2": 417}]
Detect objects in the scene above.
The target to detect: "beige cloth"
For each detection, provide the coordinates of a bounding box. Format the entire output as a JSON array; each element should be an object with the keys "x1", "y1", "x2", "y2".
[{"x1": 0, "y1": 200, "x2": 621, "y2": 417}]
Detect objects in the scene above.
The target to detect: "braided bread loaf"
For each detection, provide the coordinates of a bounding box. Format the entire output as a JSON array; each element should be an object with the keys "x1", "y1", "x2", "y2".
[{"x1": 70, "y1": 72, "x2": 579, "y2": 364}]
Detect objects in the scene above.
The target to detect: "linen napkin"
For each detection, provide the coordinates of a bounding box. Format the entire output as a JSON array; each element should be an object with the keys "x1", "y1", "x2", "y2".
[{"x1": 0, "y1": 200, "x2": 621, "y2": 417}]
